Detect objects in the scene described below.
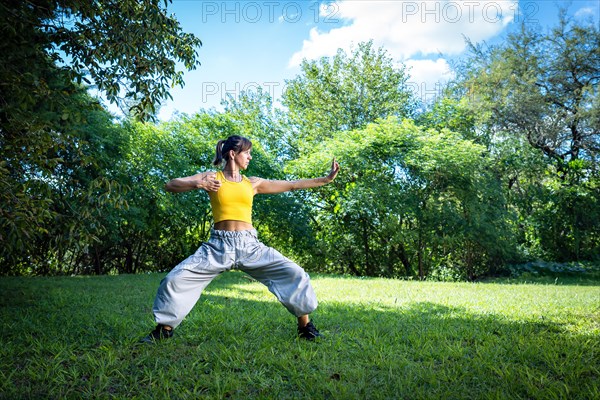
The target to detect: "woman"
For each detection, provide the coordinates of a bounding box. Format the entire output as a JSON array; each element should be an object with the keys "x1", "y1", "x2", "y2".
[{"x1": 141, "y1": 135, "x2": 340, "y2": 343}]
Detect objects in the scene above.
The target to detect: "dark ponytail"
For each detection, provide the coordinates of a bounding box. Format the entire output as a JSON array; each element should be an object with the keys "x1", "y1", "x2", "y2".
[
  {"x1": 213, "y1": 139, "x2": 226, "y2": 166},
  {"x1": 212, "y1": 135, "x2": 252, "y2": 166}
]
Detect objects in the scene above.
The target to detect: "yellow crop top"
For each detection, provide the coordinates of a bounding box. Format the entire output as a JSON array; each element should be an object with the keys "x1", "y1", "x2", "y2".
[{"x1": 208, "y1": 171, "x2": 254, "y2": 224}]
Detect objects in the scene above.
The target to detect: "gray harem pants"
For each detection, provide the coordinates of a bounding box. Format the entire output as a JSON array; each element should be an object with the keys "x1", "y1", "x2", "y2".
[{"x1": 152, "y1": 229, "x2": 318, "y2": 328}]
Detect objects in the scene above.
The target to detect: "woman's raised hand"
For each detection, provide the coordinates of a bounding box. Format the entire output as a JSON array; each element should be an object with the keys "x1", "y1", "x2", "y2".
[{"x1": 327, "y1": 158, "x2": 340, "y2": 182}]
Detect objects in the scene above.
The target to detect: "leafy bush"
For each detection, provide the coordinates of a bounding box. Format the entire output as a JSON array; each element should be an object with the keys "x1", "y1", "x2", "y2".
[{"x1": 507, "y1": 261, "x2": 600, "y2": 279}]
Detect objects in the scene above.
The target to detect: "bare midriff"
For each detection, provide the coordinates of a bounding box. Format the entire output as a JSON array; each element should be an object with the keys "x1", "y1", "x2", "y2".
[{"x1": 213, "y1": 220, "x2": 254, "y2": 231}]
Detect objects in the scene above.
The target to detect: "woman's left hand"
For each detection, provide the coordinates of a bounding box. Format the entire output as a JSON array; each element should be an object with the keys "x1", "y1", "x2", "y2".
[{"x1": 327, "y1": 157, "x2": 340, "y2": 182}]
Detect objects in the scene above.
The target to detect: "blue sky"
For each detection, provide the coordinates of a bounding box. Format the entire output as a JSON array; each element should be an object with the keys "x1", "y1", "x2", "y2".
[{"x1": 148, "y1": 0, "x2": 599, "y2": 120}]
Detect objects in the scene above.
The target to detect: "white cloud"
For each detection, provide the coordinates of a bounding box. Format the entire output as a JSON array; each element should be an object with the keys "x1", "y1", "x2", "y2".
[
  {"x1": 288, "y1": 0, "x2": 517, "y2": 104},
  {"x1": 290, "y1": 0, "x2": 518, "y2": 66},
  {"x1": 404, "y1": 58, "x2": 453, "y2": 103},
  {"x1": 405, "y1": 58, "x2": 453, "y2": 86},
  {"x1": 574, "y1": 7, "x2": 595, "y2": 18}
]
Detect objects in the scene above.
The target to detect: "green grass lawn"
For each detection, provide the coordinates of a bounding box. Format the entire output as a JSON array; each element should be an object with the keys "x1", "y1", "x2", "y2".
[{"x1": 1, "y1": 271, "x2": 598, "y2": 399}]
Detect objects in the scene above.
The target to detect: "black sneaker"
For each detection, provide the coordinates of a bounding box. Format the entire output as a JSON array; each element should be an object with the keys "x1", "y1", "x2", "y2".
[
  {"x1": 139, "y1": 325, "x2": 174, "y2": 344},
  {"x1": 298, "y1": 321, "x2": 323, "y2": 341}
]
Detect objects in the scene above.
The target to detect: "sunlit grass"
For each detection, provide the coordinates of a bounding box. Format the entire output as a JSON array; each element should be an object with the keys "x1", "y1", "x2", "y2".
[{"x1": 1, "y1": 272, "x2": 598, "y2": 399}]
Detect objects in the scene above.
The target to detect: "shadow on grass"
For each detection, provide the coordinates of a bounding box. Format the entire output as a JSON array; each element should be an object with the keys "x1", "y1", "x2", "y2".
[{"x1": 1, "y1": 272, "x2": 598, "y2": 399}]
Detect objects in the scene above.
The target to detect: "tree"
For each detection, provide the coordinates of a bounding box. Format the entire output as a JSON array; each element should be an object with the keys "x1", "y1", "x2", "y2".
[
  {"x1": 287, "y1": 117, "x2": 515, "y2": 280},
  {"x1": 459, "y1": 10, "x2": 599, "y2": 173},
  {"x1": 0, "y1": 0, "x2": 201, "y2": 274},
  {"x1": 111, "y1": 117, "x2": 217, "y2": 274},
  {"x1": 1, "y1": 0, "x2": 202, "y2": 121},
  {"x1": 454, "y1": 10, "x2": 600, "y2": 262},
  {"x1": 282, "y1": 41, "x2": 416, "y2": 155},
  {"x1": 0, "y1": 93, "x2": 129, "y2": 275}
]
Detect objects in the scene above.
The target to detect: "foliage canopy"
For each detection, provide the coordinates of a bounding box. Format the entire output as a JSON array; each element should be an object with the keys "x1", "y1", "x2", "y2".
[{"x1": 1, "y1": 5, "x2": 597, "y2": 278}]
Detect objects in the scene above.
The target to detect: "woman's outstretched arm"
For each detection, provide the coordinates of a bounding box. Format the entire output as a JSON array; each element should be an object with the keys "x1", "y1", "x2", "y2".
[{"x1": 252, "y1": 158, "x2": 340, "y2": 195}]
